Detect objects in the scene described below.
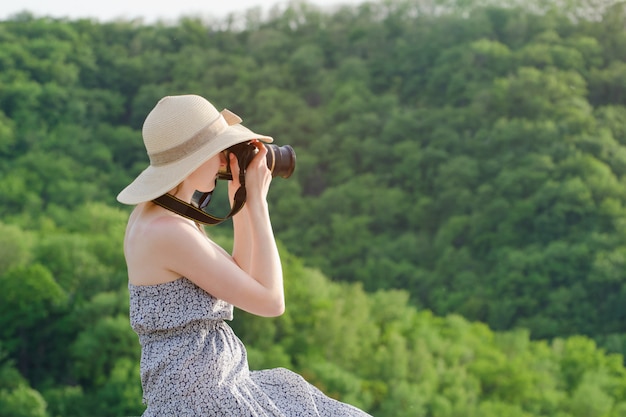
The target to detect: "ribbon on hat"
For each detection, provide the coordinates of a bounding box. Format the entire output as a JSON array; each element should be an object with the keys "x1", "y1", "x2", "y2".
[{"x1": 148, "y1": 114, "x2": 229, "y2": 167}]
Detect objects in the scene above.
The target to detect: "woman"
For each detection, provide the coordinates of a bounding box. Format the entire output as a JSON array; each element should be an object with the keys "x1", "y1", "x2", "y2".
[{"x1": 117, "y1": 94, "x2": 372, "y2": 416}]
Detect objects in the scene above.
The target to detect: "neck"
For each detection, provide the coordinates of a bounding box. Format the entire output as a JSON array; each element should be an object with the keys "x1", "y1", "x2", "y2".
[{"x1": 169, "y1": 182, "x2": 196, "y2": 203}]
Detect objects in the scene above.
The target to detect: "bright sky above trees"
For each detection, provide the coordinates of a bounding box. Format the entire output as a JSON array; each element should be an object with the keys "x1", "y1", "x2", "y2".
[{"x1": 0, "y1": 0, "x2": 365, "y2": 22}]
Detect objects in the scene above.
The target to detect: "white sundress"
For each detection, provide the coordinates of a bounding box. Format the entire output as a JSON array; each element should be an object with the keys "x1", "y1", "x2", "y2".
[{"x1": 128, "y1": 277, "x2": 373, "y2": 417}]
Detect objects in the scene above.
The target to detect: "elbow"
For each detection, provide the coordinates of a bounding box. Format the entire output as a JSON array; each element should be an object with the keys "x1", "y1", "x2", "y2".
[
  {"x1": 263, "y1": 295, "x2": 285, "y2": 317},
  {"x1": 268, "y1": 299, "x2": 285, "y2": 317},
  {"x1": 275, "y1": 300, "x2": 286, "y2": 316}
]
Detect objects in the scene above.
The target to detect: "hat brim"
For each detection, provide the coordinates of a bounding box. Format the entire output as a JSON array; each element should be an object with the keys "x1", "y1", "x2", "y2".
[{"x1": 116, "y1": 124, "x2": 272, "y2": 205}]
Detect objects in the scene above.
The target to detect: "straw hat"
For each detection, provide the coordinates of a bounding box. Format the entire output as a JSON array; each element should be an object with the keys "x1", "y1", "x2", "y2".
[{"x1": 116, "y1": 94, "x2": 272, "y2": 205}]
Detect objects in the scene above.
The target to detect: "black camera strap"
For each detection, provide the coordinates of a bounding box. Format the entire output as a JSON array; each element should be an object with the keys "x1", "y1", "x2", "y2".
[{"x1": 152, "y1": 185, "x2": 247, "y2": 225}]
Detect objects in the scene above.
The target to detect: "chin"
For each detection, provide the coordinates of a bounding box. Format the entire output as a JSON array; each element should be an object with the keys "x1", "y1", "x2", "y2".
[{"x1": 201, "y1": 183, "x2": 217, "y2": 193}]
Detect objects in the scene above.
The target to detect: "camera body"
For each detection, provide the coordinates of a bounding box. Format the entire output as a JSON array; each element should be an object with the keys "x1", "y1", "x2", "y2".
[{"x1": 217, "y1": 142, "x2": 296, "y2": 181}]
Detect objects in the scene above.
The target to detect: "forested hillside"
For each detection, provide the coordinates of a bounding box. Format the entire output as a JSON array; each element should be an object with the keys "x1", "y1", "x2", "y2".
[{"x1": 1, "y1": 0, "x2": 626, "y2": 415}]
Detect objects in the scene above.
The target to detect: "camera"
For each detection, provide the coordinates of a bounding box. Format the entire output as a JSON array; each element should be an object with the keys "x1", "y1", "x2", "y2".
[{"x1": 217, "y1": 142, "x2": 296, "y2": 181}]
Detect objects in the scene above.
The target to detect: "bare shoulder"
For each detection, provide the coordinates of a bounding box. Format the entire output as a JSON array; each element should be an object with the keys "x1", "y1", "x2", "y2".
[
  {"x1": 126, "y1": 205, "x2": 186, "y2": 250},
  {"x1": 125, "y1": 204, "x2": 222, "y2": 285}
]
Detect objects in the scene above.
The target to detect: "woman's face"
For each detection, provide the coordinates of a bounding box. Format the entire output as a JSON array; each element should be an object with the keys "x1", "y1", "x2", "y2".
[{"x1": 185, "y1": 152, "x2": 226, "y2": 193}]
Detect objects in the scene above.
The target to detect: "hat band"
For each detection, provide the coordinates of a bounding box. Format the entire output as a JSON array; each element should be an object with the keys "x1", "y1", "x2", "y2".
[{"x1": 148, "y1": 115, "x2": 229, "y2": 166}]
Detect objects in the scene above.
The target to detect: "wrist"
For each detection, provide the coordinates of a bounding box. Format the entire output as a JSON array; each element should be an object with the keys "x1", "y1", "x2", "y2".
[
  {"x1": 245, "y1": 198, "x2": 269, "y2": 212},
  {"x1": 244, "y1": 197, "x2": 270, "y2": 218}
]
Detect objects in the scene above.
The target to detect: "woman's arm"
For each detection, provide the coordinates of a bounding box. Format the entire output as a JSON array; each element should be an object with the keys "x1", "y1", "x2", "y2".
[
  {"x1": 230, "y1": 147, "x2": 282, "y2": 286},
  {"x1": 232, "y1": 205, "x2": 253, "y2": 274},
  {"x1": 232, "y1": 144, "x2": 284, "y2": 313},
  {"x1": 153, "y1": 145, "x2": 284, "y2": 317}
]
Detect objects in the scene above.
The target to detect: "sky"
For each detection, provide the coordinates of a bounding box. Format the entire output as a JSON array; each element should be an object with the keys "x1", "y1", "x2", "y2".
[{"x1": 0, "y1": 0, "x2": 367, "y2": 23}]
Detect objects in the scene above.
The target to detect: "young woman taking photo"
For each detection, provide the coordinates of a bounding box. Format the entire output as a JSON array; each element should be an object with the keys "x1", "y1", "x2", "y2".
[{"x1": 117, "y1": 94, "x2": 372, "y2": 416}]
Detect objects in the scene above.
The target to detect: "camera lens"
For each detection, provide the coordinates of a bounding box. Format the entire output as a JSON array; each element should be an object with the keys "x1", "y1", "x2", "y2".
[
  {"x1": 216, "y1": 143, "x2": 296, "y2": 180},
  {"x1": 266, "y1": 144, "x2": 296, "y2": 178}
]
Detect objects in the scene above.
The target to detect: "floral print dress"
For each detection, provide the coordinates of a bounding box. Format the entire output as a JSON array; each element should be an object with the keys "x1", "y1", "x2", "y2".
[{"x1": 129, "y1": 277, "x2": 372, "y2": 416}]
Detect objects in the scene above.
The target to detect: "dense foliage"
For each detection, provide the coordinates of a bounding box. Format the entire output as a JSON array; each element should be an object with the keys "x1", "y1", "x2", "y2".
[
  {"x1": 1, "y1": 209, "x2": 625, "y2": 416},
  {"x1": 1, "y1": 0, "x2": 626, "y2": 415}
]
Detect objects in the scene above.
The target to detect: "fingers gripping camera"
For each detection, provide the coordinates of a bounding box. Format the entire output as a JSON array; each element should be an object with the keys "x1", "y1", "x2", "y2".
[{"x1": 218, "y1": 142, "x2": 296, "y2": 181}]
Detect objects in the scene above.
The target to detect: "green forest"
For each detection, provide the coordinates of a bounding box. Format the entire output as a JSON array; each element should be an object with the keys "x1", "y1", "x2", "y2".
[{"x1": 1, "y1": 0, "x2": 626, "y2": 415}]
